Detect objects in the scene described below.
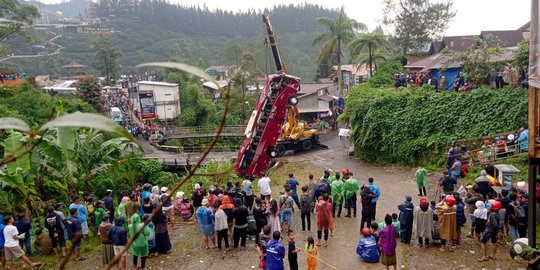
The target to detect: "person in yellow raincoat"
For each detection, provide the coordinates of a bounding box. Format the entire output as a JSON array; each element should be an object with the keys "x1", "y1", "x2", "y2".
[{"x1": 436, "y1": 195, "x2": 458, "y2": 252}]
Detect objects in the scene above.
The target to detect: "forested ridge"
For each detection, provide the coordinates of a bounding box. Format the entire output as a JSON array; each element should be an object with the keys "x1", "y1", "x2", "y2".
[{"x1": 4, "y1": 2, "x2": 338, "y2": 79}]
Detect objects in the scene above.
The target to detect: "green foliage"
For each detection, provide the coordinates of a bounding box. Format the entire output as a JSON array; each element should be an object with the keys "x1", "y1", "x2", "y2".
[
  {"x1": 91, "y1": 35, "x2": 122, "y2": 86},
  {"x1": 444, "y1": 35, "x2": 503, "y2": 86},
  {"x1": 365, "y1": 60, "x2": 404, "y2": 88},
  {"x1": 349, "y1": 31, "x2": 392, "y2": 76},
  {"x1": 383, "y1": 0, "x2": 456, "y2": 54},
  {"x1": 76, "y1": 75, "x2": 102, "y2": 111},
  {"x1": 512, "y1": 40, "x2": 529, "y2": 68},
  {"x1": 0, "y1": 0, "x2": 40, "y2": 53},
  {"x1": 312, "y1": 7, "x2": 367, "y2": 95},
  {"x1": 343, "y1": 85, "x2": 528, "y2": 166}
]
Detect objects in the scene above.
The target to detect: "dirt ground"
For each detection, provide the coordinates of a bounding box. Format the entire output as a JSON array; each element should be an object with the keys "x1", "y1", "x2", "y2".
[{"x1": 27, "y1": 131, "x2": 530, "y2": 270}]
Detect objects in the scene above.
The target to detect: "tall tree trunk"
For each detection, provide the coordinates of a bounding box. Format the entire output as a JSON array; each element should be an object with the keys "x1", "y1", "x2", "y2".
[
  {"x1": 368, "y1": 44, "x2": 373, "y2": 77},
  {"x1": 336, "y1": 41, "x2": 343, "y2": 96}
]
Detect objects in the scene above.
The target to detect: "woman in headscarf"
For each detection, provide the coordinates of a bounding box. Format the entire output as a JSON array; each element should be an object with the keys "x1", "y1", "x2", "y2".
[
  {"x1": 267, "y1": 198, "x2": 281, "y2": 233},
  {"x1": 151, "y1": 186, "x2": 160, "y2": 207},
  {"x1": 192, "y1": 184, "x2": 205, "y2": 209},
  {"x1": 139, "y1": 184, "x2": 152, "y2": 216},
  {"x1": 436, "y1": 195, "x2": 458, "y2": 252},
  {"x1": 153, "y1": 209, "x2": 172, "y2": 254},
  {"x1": 196, "y1": 199, "x2": 216, "y2": 249},
  {"x1": 99, "y1": 215, "x2": 114, "y2": 265},
  {"x1": 173, "y1": 191, "x2": 184, "y2": 216},
  {"x1": 116, "y1": 196, "x2": 129, "y2": 220},
  {"x1": 128, "y1": 214, "x2": 151, "y2": 270},
  {"x1": 413, "y1": 198, "x2": 433, "y2": 248}
]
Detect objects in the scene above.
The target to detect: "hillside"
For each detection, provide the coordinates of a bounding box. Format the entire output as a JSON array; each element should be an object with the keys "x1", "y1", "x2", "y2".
[{"x1": 3, "y1": 3, "x2": 338, "y2": 80}]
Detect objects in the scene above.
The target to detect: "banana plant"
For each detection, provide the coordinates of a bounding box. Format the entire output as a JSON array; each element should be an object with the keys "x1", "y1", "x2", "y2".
[{"x1": 0, "y1": 111, "x2": 136, "y2": 212}]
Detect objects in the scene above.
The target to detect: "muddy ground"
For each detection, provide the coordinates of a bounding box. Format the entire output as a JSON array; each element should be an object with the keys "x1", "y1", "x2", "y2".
[{"x1": 25, "y1": 131, "x2": 529, "y2": 270}]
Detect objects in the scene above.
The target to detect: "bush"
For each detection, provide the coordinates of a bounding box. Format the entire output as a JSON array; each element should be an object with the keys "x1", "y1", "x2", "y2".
[
  {"x1": 366, "y1": 60, "x2": 404, "y2": 88},
  {"x1": 342, "y1": 85, "x2": 528, "y2": 166}
]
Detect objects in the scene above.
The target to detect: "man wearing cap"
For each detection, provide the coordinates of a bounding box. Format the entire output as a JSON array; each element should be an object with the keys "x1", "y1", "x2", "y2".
[
  {"x1": 414, "y1": 198, "x2": 433, "y2": 248},
  {"x1": 103, "y1": 190, "x2": 115, "y2": 221},
  {"x1": 398, "y1": 196, "x2": 414, "y2": 244},
  {"x1": 69, "y1": 196, "x2": 89, "y2": 239}
]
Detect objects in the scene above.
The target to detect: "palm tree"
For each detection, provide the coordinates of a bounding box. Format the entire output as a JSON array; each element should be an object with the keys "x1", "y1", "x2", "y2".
[
  {"x1": 349, "y1": 31, "x2": 392, "y2": 77},
  {"x1": 312, "y1": 7, "x2": 366, "y2": 96}
]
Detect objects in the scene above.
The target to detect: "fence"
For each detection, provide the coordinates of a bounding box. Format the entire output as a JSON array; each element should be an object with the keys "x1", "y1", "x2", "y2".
[{"x1": 172, "y1": 125, "x2": 246, "y2": 136}]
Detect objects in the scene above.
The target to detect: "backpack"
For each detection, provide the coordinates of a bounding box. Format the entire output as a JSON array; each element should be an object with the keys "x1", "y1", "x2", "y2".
[
  {"x1": 180, "y1": 203, "x2": 192, "y2": 220},
  {"x1": 512, "y1": 203, "x2": 526, "y2": 220}
]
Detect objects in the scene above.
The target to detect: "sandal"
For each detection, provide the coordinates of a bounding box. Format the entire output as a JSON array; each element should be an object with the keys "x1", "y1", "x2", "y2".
[{"x1": 478, "y1": 257, "x2": 488, "y2": 262}]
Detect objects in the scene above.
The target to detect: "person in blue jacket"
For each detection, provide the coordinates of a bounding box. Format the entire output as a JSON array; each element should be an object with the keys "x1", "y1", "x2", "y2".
[
  {"x1": 356, "y1": 227, "x2": 380, "y2": 263},
  {"x1": 398, "y1": 195, "x2": 414, "y2": 244},
  {"x1": 265, "y1": 231, "x2": 285, "y2": 270},
  {"x1": 368, "y1": 177, "x2": 381, "y2": 219}
]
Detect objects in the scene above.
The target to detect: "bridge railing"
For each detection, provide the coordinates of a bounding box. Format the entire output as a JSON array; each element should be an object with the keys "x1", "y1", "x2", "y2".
[
  {"x1": 156, "y1": 144, "x2": 241, "y2": 153},
  {"x1": 172, "y1": 125, "x2": 246, "y2": 135}
]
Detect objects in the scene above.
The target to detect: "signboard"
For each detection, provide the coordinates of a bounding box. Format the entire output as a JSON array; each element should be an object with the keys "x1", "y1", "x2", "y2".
[{"x1": 139, "y1": 92, "x2": 155, "y2": 119}]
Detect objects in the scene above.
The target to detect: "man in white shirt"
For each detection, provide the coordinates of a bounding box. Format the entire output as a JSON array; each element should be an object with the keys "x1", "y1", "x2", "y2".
[
  {"x1": 258, "y1": 173, "x2": 272, "y2": 201},
  {"x1": 3, "y1": 215, "x2": 41, "y2": 269}
]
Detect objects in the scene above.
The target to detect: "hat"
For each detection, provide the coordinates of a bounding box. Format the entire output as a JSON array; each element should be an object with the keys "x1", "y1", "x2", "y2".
[
  {"x1": 176, "y1": 191, "x2": 184, "y2": 199},
  {"x1": 106, "y1": 189, "x2": 113, "y2": 193},
  {"x1": 405, "y1": 195, "x2": 412, "y2": 202},
  {"x1": 420, "y1": 198, "x2": 428, "y2": 207},
  {"x1": 445, "y1": 195, "x2": 456, "y2": 207},
  {"x1": 161, "y1": 187, "x2": 168, "y2": 193},
  {"x1": 194, "y1": 183, "x2": 201, "y2": 190},
  {"x1": 508, "y1": 134, "x2": 515, "y2": 141},
  {"x1": 361, "y1": 228, "x2": 372, "y2": 237},
  {"x1": 201, "y1": 198, "x2": 209, "y2": 206}
]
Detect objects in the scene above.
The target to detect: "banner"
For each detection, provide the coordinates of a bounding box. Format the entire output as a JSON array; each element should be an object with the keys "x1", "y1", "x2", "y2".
[{"x1": 139, "y1": 92, "x2": 155, "y2": 119}]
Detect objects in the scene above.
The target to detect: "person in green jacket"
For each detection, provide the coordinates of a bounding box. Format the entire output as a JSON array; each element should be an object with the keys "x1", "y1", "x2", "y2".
[
  {"x1": 416, "y1": 167, "x2": 428, "y2": 196},
  {"x1": 128, "y1": 214, "x2": 151, "y2": 269},
  {"x1": 344, "y1": 172, "x2": 360, "y2": 217},
  {"x1": 331, "y1": 174, "x2": 344, "y2": 218},
  {"x1": 328, "y1": 171, "x2": 340, "y2": 186}
]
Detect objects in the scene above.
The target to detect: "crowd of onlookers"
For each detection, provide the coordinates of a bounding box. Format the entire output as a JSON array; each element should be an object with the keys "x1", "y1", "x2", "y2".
[{"x1": 0, "y1": 73, "x2": 28, "y2": 83}]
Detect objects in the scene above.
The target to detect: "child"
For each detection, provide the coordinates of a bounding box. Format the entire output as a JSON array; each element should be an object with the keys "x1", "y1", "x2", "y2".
[
  {"x1": 370, "y1": 222, "x2": 379, "y2": 244},
  {"x1": 479, "y1": 201, "x2": 502, "y2": 262},
  {"x1": 107, "y1": 217, "x2": 127, "y2": 270},
  {"x1": 94, "y1": 201, "x2": 106, "y2": 235},
  {"x1": 67, "y1": 208, "x2": 84, "y2": 261},
  {"x1": 287, "y1": 230, "x2": 300, "y2": 270},
  {"x1": 300, "y1": 186, "x2": 312, "y2": 232},
  {"x1": 431, "y1": 214, "x2": 441, "y2": 245},
  {"x1": 357, "y1": 227, "x2": 380, "y2": 263},
  {"x1": 379, "y1": 214, "x2": 397, "y2": 270},
  {"x1": 391, "y1": 213, "x2": 400, "y2": 237},
  {"x1": 473, "y1": 201, "x2": 488, "y2": 244},
  {"x1": 305, "y1": 236, "x2": 318, "y2": 270}
]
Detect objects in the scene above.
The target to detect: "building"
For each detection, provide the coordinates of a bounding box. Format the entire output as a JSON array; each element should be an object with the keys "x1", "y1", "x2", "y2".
[
  {"x1": 42, "y1": 80, "x2": 78, "y2": 94},
  {"x1": 297, "y1": 83, "x2": 336, "y2": 121},
  {"x1": 328, "y1": 64, "x2": 369, "y2": 93},
  {"x1": 136, "y1": 81, "x2": 180, "y2": 121}
]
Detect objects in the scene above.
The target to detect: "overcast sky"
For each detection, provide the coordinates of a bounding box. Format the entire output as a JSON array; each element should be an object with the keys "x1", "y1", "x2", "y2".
[{"x1": 171, "y1": 0, "x2": 531, "y2": 36}]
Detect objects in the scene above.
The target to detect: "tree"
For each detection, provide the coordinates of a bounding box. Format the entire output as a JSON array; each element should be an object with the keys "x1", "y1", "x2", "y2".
[
  {"x1": 0, "y1": 0, "x2": 40, "y2": 53},
  {"x1": 383, "y1": 0, "x2": 456, "y2": 54},
  {"x1": 445, "y1": 35, "x2": 503, "y2": 86},
  {"x1": 349, "y1": 31, "x2": 392, "y2": 77},
  {"x1": 77, "y1": 76, "x2": 102, "y2": 111},
  {"x1": 222, "y1": 41, "x2": 243, "y2": 67},
  {"x1": 512, "y1": 40, "x2": 529, "y2": 69},
  {"x1": 312, "y1": 7, "x2": 366, "y2": 96},
  {"x1": 92, "y1": 35, "x2": 122, "y2": 86}
]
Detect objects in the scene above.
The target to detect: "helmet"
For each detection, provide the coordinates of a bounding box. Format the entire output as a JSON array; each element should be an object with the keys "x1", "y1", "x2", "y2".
[
  {"x1": 490, "y1": 200, "x2": 502, "y2": 211},
  {"x1": 445, "y1": 195, "x2": 456, "y2": 207},
  {"x1": 361, "y1": 228, "x2": 372, "y2": 237}
]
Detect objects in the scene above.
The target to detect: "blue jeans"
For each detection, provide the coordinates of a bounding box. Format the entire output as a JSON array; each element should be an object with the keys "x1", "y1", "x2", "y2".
[
  {"x1": 509, "y1": 225, "x2": 520, "y2": 241},
  {"x1": 469, "y1": 214, "x2": 476, "y2": 229},
  {"x1": 20, "y1": 236, "x2": 32, "y2": 256},
  {"x1": 291, "y1": 193, "x2": 301, "y2": 209},
  {"x1": 280, "y1": 208, "x2": 293, "y2": 226}
]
